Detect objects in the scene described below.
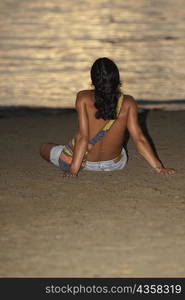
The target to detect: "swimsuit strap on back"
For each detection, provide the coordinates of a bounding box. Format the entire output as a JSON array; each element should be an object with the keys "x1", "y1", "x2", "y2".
[
  {"x1": 88, "y1": 93, "x2": 124, "y2": 145},
  {"x1": 61, "y1": 93, "x2": 124, "y2": 160}
]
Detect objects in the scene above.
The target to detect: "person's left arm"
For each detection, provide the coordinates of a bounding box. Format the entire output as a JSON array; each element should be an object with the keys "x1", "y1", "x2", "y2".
[{"x1": 63, "y1": 92, "x2": 89, "y2": 177}]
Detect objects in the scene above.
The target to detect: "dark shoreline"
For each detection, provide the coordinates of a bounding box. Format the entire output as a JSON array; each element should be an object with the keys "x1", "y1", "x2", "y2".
[
  {"x1": 0, "y1": 100, "x2": 185, "y2": 117},
  {"x1": 0, "y1": 106, "x2": 76, "y2": 118}
]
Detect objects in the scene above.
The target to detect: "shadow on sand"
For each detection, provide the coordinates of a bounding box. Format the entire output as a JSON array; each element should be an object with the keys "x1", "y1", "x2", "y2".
[{"x1": 124, "y1": 109, "x2": 162, "y2": 165}]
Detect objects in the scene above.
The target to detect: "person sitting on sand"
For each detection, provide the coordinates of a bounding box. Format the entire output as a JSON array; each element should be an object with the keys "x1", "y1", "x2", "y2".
[{"x1": 39, "y1": 57, "x2": 176, "y2": 178}]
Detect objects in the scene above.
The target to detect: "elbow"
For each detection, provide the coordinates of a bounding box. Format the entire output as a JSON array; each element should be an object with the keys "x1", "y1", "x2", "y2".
[
  {"x1": 133, "y1": 134, "x2": 146, "y2": 145},
  {"x1": 133, "y1": 136, "x2": 147, "y2": 152}
]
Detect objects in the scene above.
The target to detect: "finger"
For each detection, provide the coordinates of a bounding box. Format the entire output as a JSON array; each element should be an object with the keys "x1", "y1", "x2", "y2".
[
  {"x1": 170, "y1": 169, "x2": 176, "y2": 175},
  {"x1": 167, "y1": 170, "x2": 174, "y2": 175},
  {"x1": 63, "y1": 173, "x2": 70, "y2": 177},
  {"x1": 71, "y1": 173, "x2": 78, "y2": 177},
  {"x1": 162, "y1": 170, "x2": 168, "y2": 175}
]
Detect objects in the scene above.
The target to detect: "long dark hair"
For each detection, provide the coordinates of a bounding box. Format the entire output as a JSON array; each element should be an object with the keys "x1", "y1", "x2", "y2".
[{"x1": 90, "y1": 57, "x2": 122, "y2": 120}]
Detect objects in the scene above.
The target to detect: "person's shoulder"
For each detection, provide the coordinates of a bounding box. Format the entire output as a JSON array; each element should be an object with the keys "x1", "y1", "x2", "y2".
[
  {"x1": 123, "y1": 94, "x2": 138, "y2": 110},
  {"x1": 77, "y1": 89, "x2": 93, "y2": 98},
  {"x1": 75, "y1": 90, "x2": 93, "y2": 110},
  {"x1": 124, "y1": 94, "x2": 136, "y2": 104},
  {"x1": 75, "y1": 90, "x2": 92, "y2": 103}
]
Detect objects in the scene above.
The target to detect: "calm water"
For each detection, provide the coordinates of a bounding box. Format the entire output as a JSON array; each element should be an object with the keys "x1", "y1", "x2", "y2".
[{"x1": 0, "y1": 0, "x2": 185, "y2": 110}]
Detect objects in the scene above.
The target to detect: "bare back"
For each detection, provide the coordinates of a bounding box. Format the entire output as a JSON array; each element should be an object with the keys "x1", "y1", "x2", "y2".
[{"x1": 80, "y1": 90, "x2": 130, "y2": 161}]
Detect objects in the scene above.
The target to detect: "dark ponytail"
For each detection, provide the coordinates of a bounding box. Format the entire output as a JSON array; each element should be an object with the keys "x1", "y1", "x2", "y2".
[{"x1": 90, "y1": 57, "x2": 122, "y2": 120}]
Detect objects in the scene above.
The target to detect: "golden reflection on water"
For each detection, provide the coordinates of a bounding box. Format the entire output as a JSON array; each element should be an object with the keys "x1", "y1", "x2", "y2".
[{"x1": 0, "y1": 0, "x2": 185, "y2": 109}]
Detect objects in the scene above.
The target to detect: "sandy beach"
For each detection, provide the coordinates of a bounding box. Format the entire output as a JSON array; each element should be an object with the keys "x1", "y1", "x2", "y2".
[
  {"x1": 0, "y1": 109, "x2": 184, "y2": 277},
  {"x1": 0, "y1": 0, "x2": 185, "y2": 281}
]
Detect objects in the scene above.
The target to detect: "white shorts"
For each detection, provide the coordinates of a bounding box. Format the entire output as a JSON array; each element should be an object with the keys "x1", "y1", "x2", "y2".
[{"x1": 50, "y1": 145, "x2": 127, "y2": 171}]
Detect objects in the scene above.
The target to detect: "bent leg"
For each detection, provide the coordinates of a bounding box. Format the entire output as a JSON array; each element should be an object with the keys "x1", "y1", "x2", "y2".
[{"x1": 39, "y1": 143, "x2": 59, "y2": 162}]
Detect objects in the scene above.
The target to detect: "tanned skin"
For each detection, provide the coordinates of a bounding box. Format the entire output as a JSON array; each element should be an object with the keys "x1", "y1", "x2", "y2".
[{"x1": 40, "y1": 90, "x2": 176, "y2": 178}]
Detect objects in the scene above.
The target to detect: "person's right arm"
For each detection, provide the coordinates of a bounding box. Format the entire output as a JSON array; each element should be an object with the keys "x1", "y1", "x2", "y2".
[{"x1": 126, "y1": 96, "x2": 176, "y2": 175}]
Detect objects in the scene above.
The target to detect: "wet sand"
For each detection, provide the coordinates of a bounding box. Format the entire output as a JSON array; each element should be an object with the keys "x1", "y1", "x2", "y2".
[{"x1": 0, "y1": 109, "x2": 185, "y2": 277}]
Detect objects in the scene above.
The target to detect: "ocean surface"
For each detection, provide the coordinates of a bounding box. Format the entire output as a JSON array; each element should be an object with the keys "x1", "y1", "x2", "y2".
[{"x1": 0, "y1": 0, "x2": 185, "y2": 110}]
